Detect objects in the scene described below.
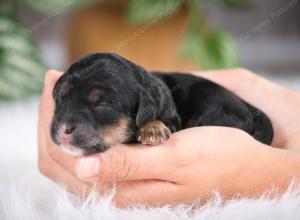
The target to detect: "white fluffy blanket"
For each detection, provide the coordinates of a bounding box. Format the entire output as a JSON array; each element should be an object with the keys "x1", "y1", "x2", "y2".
[{"x1": 1, "y1": 100, "x2": 300, "y2": 220}]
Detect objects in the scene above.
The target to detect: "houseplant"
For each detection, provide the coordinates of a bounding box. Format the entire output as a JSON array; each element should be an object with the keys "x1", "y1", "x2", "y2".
[{"x1": 0, "y1": 0, "x2": 258, "y2": 100}]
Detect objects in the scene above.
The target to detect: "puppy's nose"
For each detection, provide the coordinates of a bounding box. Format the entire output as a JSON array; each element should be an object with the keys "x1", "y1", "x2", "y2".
[{"x1": 62, "y1": 124, "x2": 76, "y2": 135}]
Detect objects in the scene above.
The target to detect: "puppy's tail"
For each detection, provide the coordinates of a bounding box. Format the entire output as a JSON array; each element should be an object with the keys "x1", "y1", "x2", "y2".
[{"x1": 251, "y1": 109, "x2": 273, "y2": 145}]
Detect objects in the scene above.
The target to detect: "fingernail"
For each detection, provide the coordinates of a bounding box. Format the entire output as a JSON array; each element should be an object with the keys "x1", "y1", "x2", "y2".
[{"x1": 77, "y1": 157, "x2": 100, "y2": 180}]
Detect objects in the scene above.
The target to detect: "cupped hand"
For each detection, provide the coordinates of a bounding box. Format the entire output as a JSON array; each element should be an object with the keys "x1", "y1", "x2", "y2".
[{"x1": 38, "y1": 69, "x2": 300, "y2": 207}]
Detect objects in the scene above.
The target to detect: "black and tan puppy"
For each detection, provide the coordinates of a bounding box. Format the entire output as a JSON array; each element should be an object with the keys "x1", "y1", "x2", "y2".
[{"x1": 51, "y1": 53, "x2": 273, "y2": 156}]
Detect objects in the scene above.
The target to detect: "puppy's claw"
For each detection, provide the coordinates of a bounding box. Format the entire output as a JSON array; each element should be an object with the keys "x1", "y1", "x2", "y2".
[{"x1": 137, "y1": 120, "x2": 171, "y2": 146}]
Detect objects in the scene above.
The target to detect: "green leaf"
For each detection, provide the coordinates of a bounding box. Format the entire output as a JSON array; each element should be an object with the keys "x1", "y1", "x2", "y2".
[
  {"x1": 180, "y1": 30, "x2": 239, "y2": 69},
  {"x1": 16, "y1": 0, "x2": 97, "y2": 14},
  {"x1": 0, "y1": 0, "x2": 18, "y2": 18},
  {"x1": 126, "y1": 0, "x2": 183, "y2": 24},
  {"x1": 0, "y1": 16, "x2": 46, "y2": 101},
  {"x1": 201, "y1": 0, "x2": 260, "y2": 8}
]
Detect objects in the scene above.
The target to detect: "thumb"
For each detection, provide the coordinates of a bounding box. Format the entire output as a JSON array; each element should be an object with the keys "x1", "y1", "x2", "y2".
[
  {"x1": 75, "y1": 144, "x2": 173, "y2": 182},
  {"x1": 39, "y1": 69, "x2": 63, "y2": 125}
]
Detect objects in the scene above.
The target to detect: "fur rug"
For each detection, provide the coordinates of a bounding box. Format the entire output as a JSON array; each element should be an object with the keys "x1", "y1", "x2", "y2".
[
  {"x1": 1, "y1": 100, "x2": 300, "y2": 220},
  {"x1": 1, "y1": 172, "x2": 300, "y2": 220}
]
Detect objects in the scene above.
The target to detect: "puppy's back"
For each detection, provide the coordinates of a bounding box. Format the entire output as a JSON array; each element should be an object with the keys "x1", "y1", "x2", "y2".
[{"x1": 152, "y1": 72, "x2": 273, "y2": 145}]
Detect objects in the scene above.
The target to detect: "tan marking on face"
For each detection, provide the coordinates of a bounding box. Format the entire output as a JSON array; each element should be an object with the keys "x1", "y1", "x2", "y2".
[
  {"x1": 88, "y1": 88, "x2": 103, "y2": 103},
  {"x1": 60, "y1": 80, "x2": 69, "y2": 96},
  {"x1": 102, "y1": 118, "x2": 130, "y2": 146}
]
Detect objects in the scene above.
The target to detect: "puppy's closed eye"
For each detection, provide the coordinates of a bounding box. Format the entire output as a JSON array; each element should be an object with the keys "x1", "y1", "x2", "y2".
[{"x1": 87, "y1": 88, "x2": 103, "y2": 103}]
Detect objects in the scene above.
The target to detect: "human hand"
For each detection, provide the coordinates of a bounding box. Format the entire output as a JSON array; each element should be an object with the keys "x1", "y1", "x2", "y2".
[
  {"x1": 38, "y1": 70, "x2": 93, "y2": 196},
  {"x1": 38, "y1": 69, "x2": 300, "y2": 207}
]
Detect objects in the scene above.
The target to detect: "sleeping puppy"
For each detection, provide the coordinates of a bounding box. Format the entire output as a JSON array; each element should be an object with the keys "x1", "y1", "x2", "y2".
[{"x1": 51, "y1": 53, "x2": 273, "y2": 156}]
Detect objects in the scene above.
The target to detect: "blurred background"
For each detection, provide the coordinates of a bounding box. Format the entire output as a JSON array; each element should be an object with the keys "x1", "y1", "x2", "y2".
[{"x1": 0, "y1": 0, "x2": 300, "y2": 156}]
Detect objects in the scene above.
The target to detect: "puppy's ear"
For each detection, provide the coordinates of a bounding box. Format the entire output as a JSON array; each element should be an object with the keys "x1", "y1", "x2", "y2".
[{"x1": 135, "y1": 92, "x2": 157, "y2": 128}]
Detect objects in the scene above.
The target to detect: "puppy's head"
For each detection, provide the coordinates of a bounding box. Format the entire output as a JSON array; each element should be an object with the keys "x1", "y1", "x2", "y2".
[{"x1": 51, "y1": 53, "x2": 145, "y2": 156}]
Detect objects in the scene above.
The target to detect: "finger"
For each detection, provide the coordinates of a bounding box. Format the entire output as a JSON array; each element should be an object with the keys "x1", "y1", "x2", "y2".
[
  {"x1": 38, "y1": 150, "x2": 92, "y2": 198},
  {"x1": 38, "y1": 107, "x2": 90, "y2": 198},
  {"x1": 39, "y1": 127, "x2": 112, "y2": 198},
  {"x1": 38, "y1": 69, "x2": 76, "y2": 173},
  {"x1": 41, "y1": 69, "x2": 63, "y2": 100},
  {"x1": 38, "y1": 69, "x2": 63, "y2": 160},
  {"x1": 191, "y1": 68, "x2": 256, "y2": 94},
  {"x1": 112, "y1": 180, "x2": 184, "y2": 208},
  {"x1": 38, "y1": 70, "x2": 63, "y2": 143},
  {"x1": 38, "y1": 70, "x2": 89, "y2": 195},
  {"x1": 38, "y1": 69, "x2": 77, "y2": 174},
  {"x1": 74, "y1": 143, "x2": 175, "y2": 182},
  {"x1": 43, "y1": 69, "x2": 63, "y2": 94},
  {"x1": 39, "y1": 70, "x2": 63, "y2": 125}
]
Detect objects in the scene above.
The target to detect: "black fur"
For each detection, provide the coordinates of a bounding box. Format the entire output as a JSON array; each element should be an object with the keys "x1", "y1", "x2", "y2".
[{"x1": 51, "y1": 53, "x2": 273, "y2": 155}]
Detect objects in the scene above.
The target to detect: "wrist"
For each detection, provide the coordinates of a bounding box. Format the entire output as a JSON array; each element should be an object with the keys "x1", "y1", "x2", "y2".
[{"x1": 236, "y1": 144, "x2": 300, "y2": 197}]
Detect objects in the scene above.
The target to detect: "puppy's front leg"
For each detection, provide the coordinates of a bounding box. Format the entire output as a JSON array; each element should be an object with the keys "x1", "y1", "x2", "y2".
[{"x1": 137, "y1": 120, "x2": 171, "y2": 145}]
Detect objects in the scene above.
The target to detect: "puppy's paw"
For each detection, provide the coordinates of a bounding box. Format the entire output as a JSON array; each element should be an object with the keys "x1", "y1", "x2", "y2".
[{"x1": 137, "y1": 120, "x2": 171, "y2": 145}]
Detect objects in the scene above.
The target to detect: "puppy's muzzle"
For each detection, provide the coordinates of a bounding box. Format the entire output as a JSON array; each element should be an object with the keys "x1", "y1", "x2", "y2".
[{"x1": 53, "y1": 121, "x2": 107, "y2": 155}]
